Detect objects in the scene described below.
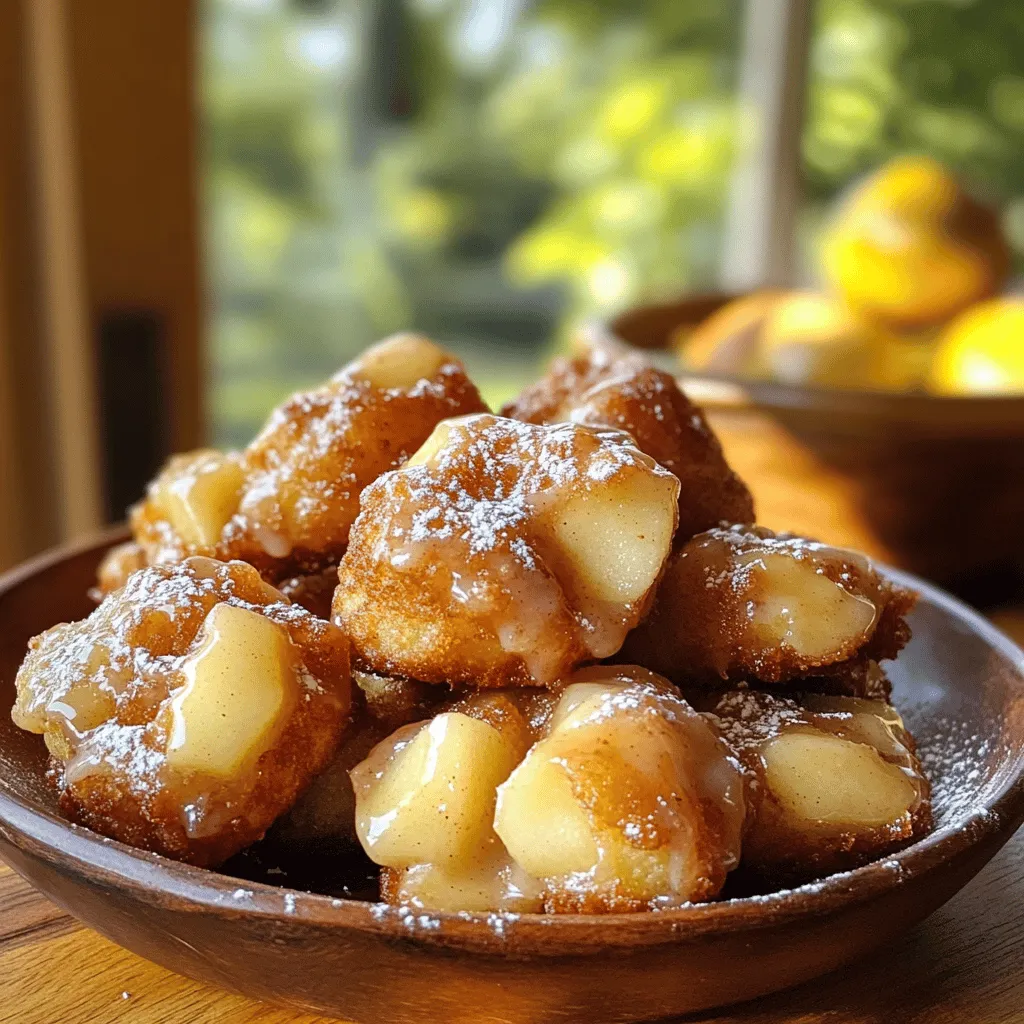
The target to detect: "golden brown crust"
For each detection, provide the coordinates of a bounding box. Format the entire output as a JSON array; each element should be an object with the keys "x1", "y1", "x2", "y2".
[
  {"x1": 130, "y1": 337, "x2": 487, "y2": 582},
  {"x1": 541, "y1": 884, "x2": 661, "y2": 915},
  {"x1": 791, "y1": 659, "x2": 895, "y2": 703},
  {"x1": 16, "y1": 558, "x2": 352, "y2": 867},
  {"x1": 621, "y1": 524, "x2": 917, "y2": 690},
  {"x1": 334, "y1": 414, "x2": 679, "y2": 688},
  {"x1": 704, "y1": 689, "x2": 932, "y2": 887},
  {"x1": 378, "y1": 865, "x2": 404, "y2": 905},
  {"x1": 502, "y1": 350, "x2": 754, "y2": 544},
  {"x1": 89, "y1": 541, "x2": 148, "y2": 602}
]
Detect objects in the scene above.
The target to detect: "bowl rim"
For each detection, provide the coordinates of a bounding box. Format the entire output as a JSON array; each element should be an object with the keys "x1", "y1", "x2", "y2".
[
  {"x1": 2, "y1": 533, "x2": 1024, "y2": 954},
  {"x1": 586, "y1": 296, "x2": 1024, "y2": 431}
]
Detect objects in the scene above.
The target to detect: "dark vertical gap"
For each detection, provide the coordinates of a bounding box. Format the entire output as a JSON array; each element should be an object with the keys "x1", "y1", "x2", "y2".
[
  {"x1": 96, "y1": 309, "x2": 169, "y2": 523},
  {"x1": 349, "y1": 0, "x2": 417, "y2": 168}
]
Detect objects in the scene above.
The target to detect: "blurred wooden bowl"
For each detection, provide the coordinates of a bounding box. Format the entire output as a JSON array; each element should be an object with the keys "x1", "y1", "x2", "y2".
[
  {"x1": 591, "y1": 294, "x2": 1024, "y2": 590},
  {"x1": 2, "y1": 534, "x2": 1024, "y2": 1022}
]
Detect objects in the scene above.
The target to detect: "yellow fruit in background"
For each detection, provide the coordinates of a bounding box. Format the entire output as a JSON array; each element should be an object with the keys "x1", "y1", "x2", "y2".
[
  {"x1": 679, "y1": 290, "x2": 784, "y2": 375},
  {"x1": 759, "y1": 291, "x2": 878, "y2": 389},
  {"x1": 929, "y1": 297, "x2": 1024, "y2": 395},
  {"x1": 820, "y1": 156, "x2": 1009, "y2": 330},
  {"x1": 859, "y1": 327, "x2": 938, "y2": 393},
  {"x1": 677, "y1": 289, "x2": 932, "y2": 392}
]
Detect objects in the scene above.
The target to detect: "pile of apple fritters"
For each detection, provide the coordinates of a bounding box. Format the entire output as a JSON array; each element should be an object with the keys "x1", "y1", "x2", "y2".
[{"x1": 12, "y1": 334, "x2": 931, "y2": 910}]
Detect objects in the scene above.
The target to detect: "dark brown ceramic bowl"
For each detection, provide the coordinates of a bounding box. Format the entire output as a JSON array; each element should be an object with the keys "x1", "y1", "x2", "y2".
[
  {"x1": 589, "y1": 295, "x2": 1024, "y2": 591},
  {"x1": 2, "y1": 531, "x2": 1024, "y2": 1023}
]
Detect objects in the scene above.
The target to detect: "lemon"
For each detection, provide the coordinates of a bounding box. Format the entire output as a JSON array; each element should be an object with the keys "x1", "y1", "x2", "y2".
[
  {"x1": 759, "y1": 292, "x2": 873, "y2": 388},
  {"x1": 820, "y1": 157, "x2": 1009, "y2": 330},
  {"x1": 678, "y1": 290, "x2": 931, "y2": 391},
  {"x1": 929, "y1": 298, "x2": 1024, "y2": 395}
]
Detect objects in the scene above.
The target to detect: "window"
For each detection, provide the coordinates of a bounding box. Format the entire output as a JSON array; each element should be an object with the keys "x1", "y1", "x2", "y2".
[{"x1": 203, "y1": 0, "x2": 746, "y2": 445}]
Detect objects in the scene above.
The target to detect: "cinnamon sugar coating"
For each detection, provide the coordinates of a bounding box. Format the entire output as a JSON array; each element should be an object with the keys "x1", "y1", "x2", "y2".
[
  {"x1": 502, "y1": 349, "x2": 753, "y2": 543},
  {"x1": 622, "y1": 525, "x2": 915, "y2": 690},
  {"x1": 703, "y1": 688, "x2": 931, "y2": 886},
  {"x1": 334, "y1": 414, "x2": 680, "y2": 687},
  {"x1": 13, "y1": 557, "x2": 352, "y2": 867},
  {"x1": 130, "y1": 335, "x2": 487, "y2": 583}
]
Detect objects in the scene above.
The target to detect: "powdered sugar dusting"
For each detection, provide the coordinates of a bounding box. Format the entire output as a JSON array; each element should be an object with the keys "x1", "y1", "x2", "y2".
[
  {"x1": 385, "y1": 415, "x2": 661, "y2": 563},
  {"x1": 368, "y1": 903, "x2": 443, "y2": 933},
  {"x1": 916, "y1": 714, "x2": 998, "y2": 827},
  {"x1": 706, "y1": 689, "x2": 805, "y2": 755},
  {"x1": 339, "y1": 413, "x2": 678, "y2": 681}
]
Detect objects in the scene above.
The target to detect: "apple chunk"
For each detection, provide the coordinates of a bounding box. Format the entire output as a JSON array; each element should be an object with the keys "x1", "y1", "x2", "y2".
[
  {"x1": 761, "y1": 730, "x2": 919, "y2": 827},
  {"x1": 536, "y1": 470, "x2": 678, "y2": 651},
  {"x1": 352, "y1": 333, "x2": 449, "y2": 391},
  {"x1": 746, "y1": 552, "x2": 878, "y2": 661},
  {"x1": 163, "y1": 603, "x2": 298, "y2": 777},
  {"x1": 403, "y1": 418, "x2": 456, "y2": 468},
  {"x1": 351, "y1": 711, "x2": 522, "y2": 869},
  {"x1": 381, "y1": 839, "x2": 544, "y2": 913},
  {"x1": 151, "y1": 449, "x2": 244, "y2": 548},
  {"x1": 494, "y1": 746, "x2": 600, "y2": 880}
]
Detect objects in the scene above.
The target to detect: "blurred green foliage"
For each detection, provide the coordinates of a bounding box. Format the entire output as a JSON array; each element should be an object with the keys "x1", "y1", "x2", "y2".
[
  {"x1": 802, "y1": 0, "x2": 1024, "y2": 265},
  {"x1": 204, "y1": 0, "x2": 1024, "y2": 446}
]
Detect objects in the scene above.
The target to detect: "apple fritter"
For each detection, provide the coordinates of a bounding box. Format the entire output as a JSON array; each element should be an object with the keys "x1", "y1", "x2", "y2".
[
  {"x1": 13, "y1": 557, "x2": 352, "y2": 867},
  {"x1": 130, "y1": 334, "x2": 488, "y2": 582},
  {"x1": 621, "y1": 525, "x2": 915, "y2": 690},
  {"x1": 334, "y1": 414, "x2": 680, "y2": 687},
  {"x1": 704, "y1": 688, "x2": 931, "y2": 886},
  {"x1": 494, "y1": 666, "x2": 746, "y2": 912},
  {"x1": 502, "y1": 349, "x2": 753, "y2": 543}
]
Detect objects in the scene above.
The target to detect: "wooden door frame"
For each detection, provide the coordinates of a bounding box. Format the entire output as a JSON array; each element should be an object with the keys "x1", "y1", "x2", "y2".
[
  {"x1": 0, "y1": 0, "x2": 64, "y2": 568},
  {"x1": 24, "y1": 0, "x2": 105, "y2": 540},
  {"x1": 0, "y1": 0, "x2": 202, "y2": 568}
]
